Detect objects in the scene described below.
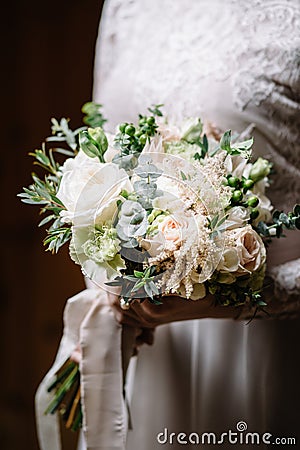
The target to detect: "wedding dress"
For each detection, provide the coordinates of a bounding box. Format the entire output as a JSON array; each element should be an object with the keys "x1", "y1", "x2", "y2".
[{"x1": 78, "y1": 0, "x2": 300, "y2": 449}]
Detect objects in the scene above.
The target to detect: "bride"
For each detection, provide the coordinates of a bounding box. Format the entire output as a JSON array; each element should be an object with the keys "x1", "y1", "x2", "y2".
[{"x1": 78, "y1": 0, "x2": 300, "y2": 448}]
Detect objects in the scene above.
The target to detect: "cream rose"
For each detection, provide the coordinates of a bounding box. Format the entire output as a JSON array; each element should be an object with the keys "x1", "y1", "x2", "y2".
[
  {"x1": 56, "y1": 151, "x2": 132, "y2": 225},
  {"x1": 233, "y1": 225, "x2": 266, "y2": 274},
  {"x1": 142, "y1": 213, "x2": 191, "y2": 257},
  {"x1": 225, "y1": 206, "x2": 250, "y2": 230},
  {"x1": 159, "y1": 216, "x2": 183, "y2": 245}
]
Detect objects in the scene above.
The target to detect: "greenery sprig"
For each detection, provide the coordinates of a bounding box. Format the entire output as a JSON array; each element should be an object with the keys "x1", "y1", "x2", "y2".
[
  {"x1": 18, "y1": 102, "x2": 107, "y2": 252},
  {"x1": 112, "y1": 105, "x2": 162, "y2": 172},
  {"x1": 106, "y1": 265, "x2": 162, "y2": 305},
  {"x1": 256, "y1": 204, "x2": 300, "y2": 238}
]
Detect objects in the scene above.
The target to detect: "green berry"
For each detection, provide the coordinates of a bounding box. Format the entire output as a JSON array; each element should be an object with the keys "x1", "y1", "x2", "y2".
[
  {"x1": 250, "y1": 208, "x2": 259, "y2": 220},
  {"x1": 247, "y1": 196, "x2": 259, "y2": 208},
  {"x1": 125, "y1": 124, "x2": 136, "y2": 136},
  {"x1": 146, "y1": 116, "x2": 155, "y2": 125},
  {"x1": 119, "y1": 123, "x2": 127, "y2": 133},
  {"x1": 243, "y1": 179, "x2": 254, "y2": 191},
  {"x1": 232, "y1": 190, "x2": 243, "y2": 203},
  {"x1": 139, "y1": 134, "x2": 147, "y2": 146},
  {"x1": 227, "y1": 176, "x2": 240, "y2": 188}
]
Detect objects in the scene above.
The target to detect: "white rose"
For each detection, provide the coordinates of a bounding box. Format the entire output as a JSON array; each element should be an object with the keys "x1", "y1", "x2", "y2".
[
  {"x1": 233, "y1": 225, "x2": 266, "y2": 274},
  {"x1": 56, "y1": 151, "x2": 132, "y2": 225},
  {"x1": 224, "y1": 206, "x2": 250, "y2": 230}
]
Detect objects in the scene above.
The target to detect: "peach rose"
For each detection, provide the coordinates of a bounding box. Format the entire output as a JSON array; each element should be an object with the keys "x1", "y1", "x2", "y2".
[
  {"x1": 158, "y1": 216, "x2": 183, "y2": 245},
  {"x1": 234, "y1": 225, "x2": 266, "y2": 274},
  {"x1": 141, "y1": 213, "x2": 191, "y2": 257}
]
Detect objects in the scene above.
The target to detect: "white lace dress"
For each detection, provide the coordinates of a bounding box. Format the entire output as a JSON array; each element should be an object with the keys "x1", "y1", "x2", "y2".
[{"x1": 81, "y1": 1, "x2": 300, "y2": 448}]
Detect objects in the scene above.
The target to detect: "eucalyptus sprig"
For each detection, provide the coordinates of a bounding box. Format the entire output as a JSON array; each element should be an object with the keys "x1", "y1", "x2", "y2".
[
  {"x1": 256, "y1": 204, "x2": 300, "y2": 239},
  {"x1": 133, "y1": 155, "x2": 162, "y2": 210}
]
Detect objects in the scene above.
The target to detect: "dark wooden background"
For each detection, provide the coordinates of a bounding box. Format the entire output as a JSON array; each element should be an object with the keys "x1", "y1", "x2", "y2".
[{"x1": 1, "y1": 1, "x2": 104, "y2": 448}]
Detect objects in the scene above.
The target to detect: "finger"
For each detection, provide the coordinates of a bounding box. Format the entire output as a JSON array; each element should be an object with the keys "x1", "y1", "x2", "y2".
[
  {"x1": 113, "y1": 308, "x2": 143, "y2": 328},
  {"x1": 138, "y1": 327, "x2": 155, "y2": 346},
  {"x1": 130, "y1": 299, "x2": 159, "y2": 326}
]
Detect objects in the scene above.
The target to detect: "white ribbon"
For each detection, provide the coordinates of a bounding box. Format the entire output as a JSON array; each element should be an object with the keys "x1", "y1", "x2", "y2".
[{"x1": 35, "y1": 288, "x2": 133, "y2": 450}]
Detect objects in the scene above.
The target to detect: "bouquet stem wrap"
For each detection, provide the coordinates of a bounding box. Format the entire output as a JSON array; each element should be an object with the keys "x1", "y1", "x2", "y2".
[{"x1": 35, "y1": 288, "x2": 134, "y2": 450}]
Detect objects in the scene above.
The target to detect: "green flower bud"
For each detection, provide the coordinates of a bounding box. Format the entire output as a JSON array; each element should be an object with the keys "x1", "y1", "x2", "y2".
[
  {"x1": 227, "y1": 176, "x2": 240, "y2": 188},
  {"x1": 139, "y1": 134, "x2": 147, "y2": 146},
  {"x1": 119, "y1": 123, "x2": 127, "y2": 133},
  {"x1": 250, "y1": 208, "x2": 259, "y2": 220},
  {"x1": 125, "y1": 124, "x2": 136, "y2": 136},
  {"x1": 139, "y1": 117, "x2": 147, "y2": 126},
  {"x1": 243, "y1": 179, "x2": 254, "y2": 191},
  {"x1": 247, "y1": 196, "x2": 259, "y2": 207},
  {"x1": 249, "y1": 157, "x2": 272, "y2": 182},
  {"x1": 232, "y1": 190, "x2": 243, "y2": 203},
  {"x1": 146, "y1": 116, "x2": 155, "y2": 125}
]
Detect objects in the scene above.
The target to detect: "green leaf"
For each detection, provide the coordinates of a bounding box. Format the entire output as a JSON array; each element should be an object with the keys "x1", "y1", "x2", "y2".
[
  {"x1": 132, "y1": 281, "x2": 145, "y2": 292},
  {"x1": 293, "y1": 204, "x2": 300, "y2": 216},
  {"x1": 134, "y1": 270, "x2": 144, "y2": 278},
  {"x1": 82, "y1": 102, "x2": 107, "y2": 128},
  {"x1": 34, "y1": 150, "x2": 50, "y2": 166},
  {"x1": 202, "y1": 134, "x2": 208, "y2": 153},
  {"x1": 79, "y1": 129, "x2": 107, "y2": 162},
  {"x1": 209, "y1": 214, "x2": 219, "y2": 230},
  {"x1": 38, "y1": 214, "x2": 56, "y2": 227},
  {"x1": 220, "y1": 130, "x2": 232, "y2": 152},
  {"x1": 180, "y1": 171, "x2": 187, "y2": 181},
  {"x1": 149, "y1": 280, "x2": 160, "y2": 296},
  {"x1": 148, "y1": 104, "x2": 164, "y2": 117},
  {"x1": 144, "y1": 282, "x2": 154, "y2": 299}
]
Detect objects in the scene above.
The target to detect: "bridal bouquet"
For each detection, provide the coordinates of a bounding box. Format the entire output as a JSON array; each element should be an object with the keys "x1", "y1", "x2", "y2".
[{"x1": 19, "y1": 103, "x2": 300, "y2": 434}]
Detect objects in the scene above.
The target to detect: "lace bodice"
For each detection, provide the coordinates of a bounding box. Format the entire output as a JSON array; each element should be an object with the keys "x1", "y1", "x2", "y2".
[
  {"x1": 93, "y1": 0, "x2": 300, "y2": 316},
  {"x1": 94, "y1": 0, "x2": 300, "y2": 210}
]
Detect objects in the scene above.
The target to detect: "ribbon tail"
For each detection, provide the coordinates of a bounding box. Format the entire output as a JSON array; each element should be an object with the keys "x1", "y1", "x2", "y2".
[
  {"x1": 80, "y1": 294, "x2": 135, "y2": 450},
  {"x1": 35, "y1": 289, "x2": 97, "y2": 450}
]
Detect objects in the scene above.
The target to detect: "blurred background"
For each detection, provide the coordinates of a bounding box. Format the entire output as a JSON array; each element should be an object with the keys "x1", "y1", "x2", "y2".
[{"x1": 1, "y1": 1, "x2": 104, "y2": 448}]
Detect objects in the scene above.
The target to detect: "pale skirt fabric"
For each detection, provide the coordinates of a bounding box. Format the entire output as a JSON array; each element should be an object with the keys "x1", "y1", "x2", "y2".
[{"x1": 78, "y1": 1, "x2": 300, "y2": 449}]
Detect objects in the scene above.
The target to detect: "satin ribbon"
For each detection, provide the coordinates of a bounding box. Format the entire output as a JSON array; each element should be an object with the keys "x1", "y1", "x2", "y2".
[{"x1": 35, "y1": 288, "x2": 133, "y2": 450}]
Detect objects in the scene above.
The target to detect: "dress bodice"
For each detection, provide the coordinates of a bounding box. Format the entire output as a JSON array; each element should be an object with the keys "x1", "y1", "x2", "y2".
[{"x1": 94, "y1": 0, "x2": 300, "y2": 212}]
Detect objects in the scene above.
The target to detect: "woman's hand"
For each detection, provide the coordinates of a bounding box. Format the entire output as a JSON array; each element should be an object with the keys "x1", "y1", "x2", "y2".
[{"x1": 107, "y1": 291, "x2": 243, "y2": 329}]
